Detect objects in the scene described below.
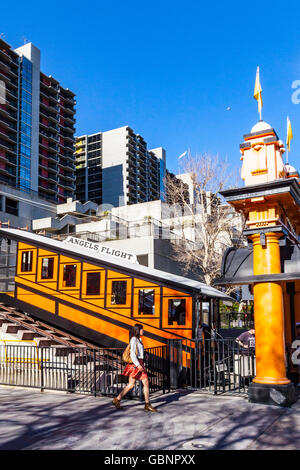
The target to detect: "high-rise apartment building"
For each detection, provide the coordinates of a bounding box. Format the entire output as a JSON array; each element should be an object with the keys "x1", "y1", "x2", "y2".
[
  {"x1": 0, "y1": 39, "x2": 76, "y2": 203},
  {"x1": 75, "y1": 126, "x2": 166, "y2": 207}
]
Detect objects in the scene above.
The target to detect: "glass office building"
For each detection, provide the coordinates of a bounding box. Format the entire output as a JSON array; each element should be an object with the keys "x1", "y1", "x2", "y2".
[{"x1": 0, "y1": 38, "x2": 76, "y2": 203}]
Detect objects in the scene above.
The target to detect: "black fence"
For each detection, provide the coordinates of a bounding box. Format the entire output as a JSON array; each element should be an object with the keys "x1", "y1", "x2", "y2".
[
  {"x1": 0, "y1": 344, "x2": 169, "y2": 399},
  {"x1": 169, "y1": 338, "x2": 256, "y2": 395},
  {"x1": 219, "y1": 312, "x2": 254, "y2": 330},
  {"x1": 0, "y1": 340, "x2": 255, "y2": 397}
]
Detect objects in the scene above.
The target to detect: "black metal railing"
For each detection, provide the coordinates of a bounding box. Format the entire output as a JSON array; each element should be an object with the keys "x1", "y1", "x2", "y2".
[
  {"x1": 219, "y1": 312, "x2": 254, "y2": 330},
  {"x1": 169, "y1": 338, "x2": 255, "y2": 395},
  {"x1": 0, "y1": 345, "x2": 169, "y2": 399}
]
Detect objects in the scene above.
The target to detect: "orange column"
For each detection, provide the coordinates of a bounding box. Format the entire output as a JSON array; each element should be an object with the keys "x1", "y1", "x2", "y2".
[{"x1": 251, "y1": 232, "x2": 290, "y2": 385}]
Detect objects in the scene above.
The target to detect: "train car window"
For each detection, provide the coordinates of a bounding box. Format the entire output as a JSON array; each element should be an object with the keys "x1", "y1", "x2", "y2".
[
  {"x1": 41, "y1": 258, "x2": 54, "y2": 279},
  {"x1": 86, "y1": 272, "x2": 101, "y2": 295},
  {"x1": 111, "y1": 280, "x2": 127, "y2": 304},
  {"x1": 63, "y1": 265, "x2": 77, "y2": 287},
  {"x1": 139, "y1": 289, "x2": 155, "y2": 315},
  {"x1": 21, "y1": 251, "x2": 33, "y2": 272},
  {"x1": 168, "y1": 299, "x2": 186, "y2": 325}
]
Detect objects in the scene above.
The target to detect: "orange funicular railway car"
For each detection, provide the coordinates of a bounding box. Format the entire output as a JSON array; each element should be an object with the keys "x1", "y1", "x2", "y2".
[{"x1": 0, "y1": 228, "x2": 230, "y2": 353}]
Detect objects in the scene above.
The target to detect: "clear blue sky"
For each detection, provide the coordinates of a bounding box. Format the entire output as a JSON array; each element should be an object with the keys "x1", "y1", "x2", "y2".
[{"x1": 2, "y1": 0, "x2": 300, "y2": 175}]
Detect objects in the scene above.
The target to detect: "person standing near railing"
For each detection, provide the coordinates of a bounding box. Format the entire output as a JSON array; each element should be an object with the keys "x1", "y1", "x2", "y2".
[
  {"x1": 236, "y1": 326, "x2": 255, "y2": 352},
  {"x1": 112, "y1": 324, "x2": 158, "y2": 412}
]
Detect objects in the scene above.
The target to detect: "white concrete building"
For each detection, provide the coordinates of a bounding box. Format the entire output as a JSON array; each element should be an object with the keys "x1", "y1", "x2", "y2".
[
  {"x1": 32, "y1": 196, "x2": 243, "y2": 280},
  {"x1": 0, "y1": 183, "x2": 56, "y2": 229},
  {"x1": 75, "y1": 126, "x2": 166, "y2": 207}
]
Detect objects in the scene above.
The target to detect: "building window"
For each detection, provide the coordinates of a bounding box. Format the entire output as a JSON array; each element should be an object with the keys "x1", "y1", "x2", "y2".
[
  {"x1": 202, "y1": 301, "x2": 210, "y2": 325},
  {"x1": 41, "y1": 258, "x2": 54, "y2": 279},
  {"x1": 5, "y1": 198, "x2": 18, "y2": 216},
  {"x1": 63, "y1": 265, "x2": 77, "y2": 287},
  {"x1": 168, "y1": 299, "x2": 186, "y2": 325},
  {"x1": 86, "y1": 272, "x2": 101, "y2": 295},
  {"x1": 111, "y1": 280, "x2": 127, "y2": 305},
  {"x1": 138, "y1": 289, "x2": 155, "y2": 315},
  {"x1": 21, "y1": 251, "x2": 33, "y2": 272}
]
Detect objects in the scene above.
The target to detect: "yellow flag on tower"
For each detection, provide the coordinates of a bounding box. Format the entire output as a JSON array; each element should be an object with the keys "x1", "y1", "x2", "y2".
[
  {"x1": 253, "y1": 66, "x2": 263, "y2": 117},
  {"x1": 286, "y1": 116, "x2": 293, "y2": 152}
]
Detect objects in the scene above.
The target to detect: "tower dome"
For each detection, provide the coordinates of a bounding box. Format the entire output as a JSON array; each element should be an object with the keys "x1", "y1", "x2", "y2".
[{"x1": 251, "y1": 121, "x2": 272, "y2": 133}]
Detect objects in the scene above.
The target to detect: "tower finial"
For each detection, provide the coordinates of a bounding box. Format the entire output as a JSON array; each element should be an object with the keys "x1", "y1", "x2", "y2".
[{"x1": 254, "y1": 66, "x2": 263, "y2": 121}]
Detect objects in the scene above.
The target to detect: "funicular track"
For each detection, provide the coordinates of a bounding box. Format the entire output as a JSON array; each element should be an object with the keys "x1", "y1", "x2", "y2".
[
  {"x1": 0, "y1": 303, "x2": 168, "y2": 397},
  {"x1": 0, "y1": 302, "x2": 101, "y2": 348}
]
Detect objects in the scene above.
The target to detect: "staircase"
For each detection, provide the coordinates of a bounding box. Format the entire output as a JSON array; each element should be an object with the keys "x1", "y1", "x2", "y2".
[
  {"x1": 0, "y1": 302, "x2": 127, "y2": 395},
  {"x1": 0, "y1": 303, "x2": 101, "y2": 348}
]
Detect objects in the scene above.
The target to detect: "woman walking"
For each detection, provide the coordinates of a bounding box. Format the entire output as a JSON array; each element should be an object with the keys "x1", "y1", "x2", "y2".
[{"x1": 112, "y1": 324, "x2": 158, "y2": 412}]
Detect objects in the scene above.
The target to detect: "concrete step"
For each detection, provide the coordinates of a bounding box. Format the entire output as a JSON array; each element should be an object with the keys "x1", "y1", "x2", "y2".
[
  {"x1": 16, "y1": 330, "x2": 35, "y2": 341},
  {"x1": 34, "y1": 338, "x2": 56, "y2": 347},
  {"x1": 0, "y1": 322, "x2": 20, "y2": 334}
]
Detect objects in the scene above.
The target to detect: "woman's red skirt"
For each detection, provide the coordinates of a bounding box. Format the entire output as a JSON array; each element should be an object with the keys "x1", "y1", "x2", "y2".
[{"x1": 123, "y1": 359, "x2": 148, "y2": 380}]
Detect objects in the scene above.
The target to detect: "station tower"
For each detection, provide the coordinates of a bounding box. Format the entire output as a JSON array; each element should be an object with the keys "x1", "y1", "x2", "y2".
[{"x1": 220, "y1": 118, "x2": 300, "y2": 406}]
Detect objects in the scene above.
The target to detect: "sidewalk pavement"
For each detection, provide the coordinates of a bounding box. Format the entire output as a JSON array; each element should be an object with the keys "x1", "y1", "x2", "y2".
[{"x1": 0, "y1": 386, "x2": 299, "y2": 450}]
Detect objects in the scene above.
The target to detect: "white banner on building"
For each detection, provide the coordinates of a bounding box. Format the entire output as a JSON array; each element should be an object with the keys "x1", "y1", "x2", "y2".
[{"x1": 63, "y1": 236, "x2": 139, "y2": 264}]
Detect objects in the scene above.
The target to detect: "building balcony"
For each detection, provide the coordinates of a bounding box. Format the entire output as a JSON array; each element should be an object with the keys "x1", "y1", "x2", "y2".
[
  {"x1": 40, "y1": 100, "x2": 60, "y2": 114},
  {"x1": 60, "y1": 91, "x2": 76, "y2": 102},
  {"x1": 40, "y1": 121, "x2": 59, "y2": 134},
  {"x1": 58, "y1": 179, "x2": 75, "y2": 191},
  {"x1": 38, "y1": 190, "x2": 58, "y2": 203},
  {"x1": 45, "y1": 153, "x2": 59, "y2": 163},
  {"x1": 138, "y1": 175, "x2": 147, "y2": 184},
  {"x1": 0, "y1": 140, "x2": 16, "y2": 156},
  {"x1": 39, "y1": 109, "x2": 59, "y2": 123},
  {"x1": 0, "y1": 152, "x2": 17, "y2": 166},
  {"x1": 60, "y1": 152, "x2": 75, "y2": 162},
  {"x1": 6, "y1": 100, "x2": 18, "y2": 112},
  {"x1": 5, "y1": 87, "x2": 18, "y2": 100},
  {"x1": 58, "y1": 101, "x2": 75, "y2": 115},
  {"x1": 137, "y1": 149, "x2": 147, "y2": 158},
  {"x1": 60, "y1": 133, "x2": 74, "y2": 143},
  {"x1": 126, "y1": 180, "x2": 137, "y2": 189},
  {"x1": 126, "y1": 142, "x2": 136, "y2": 153},
  {"x1": 0, "y1": 71, "x2": 17, "y2": 88},
  {"x1": 60, "y1": 122, "x2": 75, "y2": 133},
  {"x1": 0, "y1": 106, "x2": 17, "y2": 122},
  {"x1": 58, "y1": 160, "x2": 75, "y2": 171},
  {"x1": 0, "y1": 165, "x2": 16, "y2": 178},
  {"x1": 0, "y1": 130, "x2": 16, "y2": 145},
  {"x1": 39, "y1": 141, "x2": 59, "y2": 154},
  {"x1": 75, "y1": 149, "x2": 85, "y2": 158},
  {"x1": 60, "y1": 172, "x2": 75, "y2": 182},
  {"x1": 59, "y1": 143, "x2": 74, "y2": 154},
  {"x1": 62, "y1": 114, "x2": 76, "y2": 125},
  {"x1": 40, "y1": 80, "x2": 59, "y2": 97},
  {"x1": 40, "y1": 89, "x2": 59, "y2": 103},
  {"x1": 38, "y1": 181, "x2": 57, "y2": 194},
  {"x1": 40, "y1": 131, "x2": 59, "y2": 143},
  {"x1": 0, "y1": 118, "x2": 17, "y2": 133},
  {"x1": 39, "y1": 153, "x2": 59, "y2": 166},
  {"x1": 126, "y1": 157, "x2": 137, "y2": 167},
  {"x1": 0, "y1": 45, "x2": 18, "y2": 64},
  {"x1": 39, "y1": 160, "x2": 58, "y2": 174},
  {"x1": 39, "y1": 172, "x2": 58, "y2": 184}
]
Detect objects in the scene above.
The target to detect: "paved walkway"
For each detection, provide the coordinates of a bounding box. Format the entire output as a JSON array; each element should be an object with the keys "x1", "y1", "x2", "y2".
[{"x1": 0, "y1": 386, "x2": 299, "y2": 450}]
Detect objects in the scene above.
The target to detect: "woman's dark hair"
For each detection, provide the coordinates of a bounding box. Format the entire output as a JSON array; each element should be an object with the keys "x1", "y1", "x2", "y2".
[{"x1": 130, "y1": 323, "x2": 143, "y2": 339}]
